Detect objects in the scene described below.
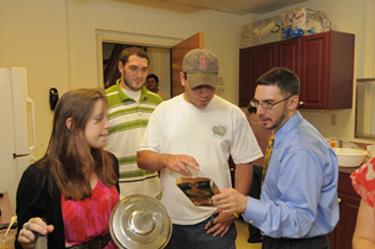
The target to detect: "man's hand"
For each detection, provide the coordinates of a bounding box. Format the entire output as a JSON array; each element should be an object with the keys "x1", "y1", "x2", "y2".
[
  {"x1": 204, "y1": 211, "x2": 236, "y2": 237},
  {"x1": 212, "y1": 188, "x2": 248, "y2": 214},
  {"x1": 161, "y1": 154, "x2": 199, "y2": 176}
]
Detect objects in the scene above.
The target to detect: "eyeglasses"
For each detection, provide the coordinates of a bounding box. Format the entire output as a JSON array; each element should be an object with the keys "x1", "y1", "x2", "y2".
[{"x1": 248, "y1": 95, "x2": 293, "y2": 111}]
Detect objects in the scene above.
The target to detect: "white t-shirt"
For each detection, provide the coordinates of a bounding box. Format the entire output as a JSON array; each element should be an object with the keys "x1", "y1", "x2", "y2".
[{"x1": 140, "y1": 94, "x2": 262, "y2": 224}]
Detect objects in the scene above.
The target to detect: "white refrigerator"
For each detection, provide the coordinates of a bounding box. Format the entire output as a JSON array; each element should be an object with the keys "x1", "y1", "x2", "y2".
[{"x1": 0, "y1": 67, "x2": 36, "y2": 210}]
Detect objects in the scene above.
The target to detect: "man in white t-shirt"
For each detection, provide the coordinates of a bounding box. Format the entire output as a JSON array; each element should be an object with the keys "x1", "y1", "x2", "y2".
[{"x1": 137, "y1": 48, "x2": 262, "y2": 249}]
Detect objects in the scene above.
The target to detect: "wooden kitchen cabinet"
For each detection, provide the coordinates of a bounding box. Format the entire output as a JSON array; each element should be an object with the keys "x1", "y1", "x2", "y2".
[
  {"x1": 239, "y1": 43, "x2": 277, "y2": 107},
  {"x1": 239, "y1": 47, "x2": 256, "y2": 107},
  {"x1": 277, "y1": 38, "x2": 300, "y2": 76},
  {"x1": 0, "y1": 192, "x2": 13, "y2": 226},
  {"x1": 300, "y1": 31, "x2": 354, "y2": 108},
  {"x1": 328, "y1": 168, "x2": 360, "y2": 249},
  {"x1": 239, "y1": 31, "x2": 354, "y2": 109}
]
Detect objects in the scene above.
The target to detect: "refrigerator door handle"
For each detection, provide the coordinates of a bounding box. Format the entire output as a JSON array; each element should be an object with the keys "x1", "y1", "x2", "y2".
[
  {"x1": 26, "y1": 96, "x2": 36, "y2": 151},
  {"x1": 13, "y1": 153, "x2": 29, "y2": 158}
]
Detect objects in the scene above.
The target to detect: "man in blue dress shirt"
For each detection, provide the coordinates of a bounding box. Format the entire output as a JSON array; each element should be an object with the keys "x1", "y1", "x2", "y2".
[{"x1": 213, "y1": 67, "x2": 339, "y2": 249}]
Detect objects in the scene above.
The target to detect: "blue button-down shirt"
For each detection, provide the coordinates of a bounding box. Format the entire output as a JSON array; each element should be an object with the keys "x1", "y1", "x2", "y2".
[{"x1": 242, "y1": 112, "x2": 339, "y2": 238}]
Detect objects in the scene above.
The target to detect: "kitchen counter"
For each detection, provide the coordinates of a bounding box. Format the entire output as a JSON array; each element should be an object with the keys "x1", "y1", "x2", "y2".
[
  {"x1": 1, "y1": 192, "x2": 18, "y2": 249},
  {"x1": 339, "y1": 165, "x2": 360, "y2": 174},
  {"x1": 0, "y1": 192, "x2": 12, "y2": 226}
]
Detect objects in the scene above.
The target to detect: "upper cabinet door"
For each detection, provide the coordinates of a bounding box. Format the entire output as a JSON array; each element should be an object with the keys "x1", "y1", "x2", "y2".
[
  {"x1": 254, "y1": 44, "x2": 278, "y2": 98},
  {"x1": 276, "y1": 39, "x2": 302, "y2": 102},
  {"x1": 239, "y1": 47, "x2": 255, "y2": 107},
  {"x1": 300, "y1": 31, "x2": 354, "y2": 109},
  {"x1": 239, "y1": 43, "x2": 277, "y2": 106},
  {"x1": 300, "y1": 32, "x2": 329, "y2": 108},
  {"x1": 255, "y1": 43, "x2": 278, "y2": 79},
  {"x1": 277, "y1": 38, "x2": 301, "y2": 74}
]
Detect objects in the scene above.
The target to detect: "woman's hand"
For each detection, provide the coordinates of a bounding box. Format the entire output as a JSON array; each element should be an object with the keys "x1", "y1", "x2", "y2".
[{"x1": 17, "y1": 217, "x2": 54, "y2": 249}]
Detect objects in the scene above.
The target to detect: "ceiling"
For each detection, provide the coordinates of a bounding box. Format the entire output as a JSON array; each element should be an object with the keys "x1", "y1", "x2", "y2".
[{"x1": 163, "y1": 0, "x2": 307, "y2": 15}]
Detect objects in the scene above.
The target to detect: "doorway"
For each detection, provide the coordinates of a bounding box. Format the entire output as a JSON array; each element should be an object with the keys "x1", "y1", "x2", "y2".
[
  {"x1": 96, "y1": 30, "x2": 203, "y2": 99},
  {"x1": 102, "y1": 43, "x2": 171, "y2": 99}
]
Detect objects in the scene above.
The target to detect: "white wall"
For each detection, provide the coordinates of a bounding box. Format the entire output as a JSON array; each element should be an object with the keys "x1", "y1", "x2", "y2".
[
  {"x1": 147, "y1": 47, "x2": 171, "y2": 100},
  {"x1": 0, "y1": 0, "x2": 244, "y2": 157},
  {"x1": 1, "y1": 0, "x2": 372, "y2": 160},
  {"x1": 0, "y1": 0, "x2": 70, "y2": 157},
  {"x1": 66, "y1": 0, "x2": 242, "y2": 100}
]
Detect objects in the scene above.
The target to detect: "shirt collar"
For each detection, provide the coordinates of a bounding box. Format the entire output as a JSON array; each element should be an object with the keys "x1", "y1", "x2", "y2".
[
  {"x1": 115, "y1": 79, "x2": 149, "y2": 102},
  {"x1": 274, "y1": 111, "x2": 303, "y2": 146}
]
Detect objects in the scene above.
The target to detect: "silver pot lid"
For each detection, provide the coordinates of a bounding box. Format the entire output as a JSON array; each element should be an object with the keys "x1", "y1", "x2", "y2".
[{"x1": 109, "y1": 194, "x2": 172, "y2": 249}]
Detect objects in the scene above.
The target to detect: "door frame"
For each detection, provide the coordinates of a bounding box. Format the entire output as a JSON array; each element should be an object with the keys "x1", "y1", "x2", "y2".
[{"x1": 96, "y1": 29, "x2": 182, "y2": 90}]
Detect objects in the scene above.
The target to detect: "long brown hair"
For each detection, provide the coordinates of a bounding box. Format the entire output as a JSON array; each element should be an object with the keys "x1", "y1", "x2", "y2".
[{"x1": 46, "y1": 89, "x2": 117, "y2": 200}]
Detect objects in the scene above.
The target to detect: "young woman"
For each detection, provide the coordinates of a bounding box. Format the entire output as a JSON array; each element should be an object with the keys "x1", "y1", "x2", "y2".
[
  {"x1": 16, "y1": 89, "x2": 119, "y2": 249},
  {"x1": 352, "y1": 156, "x2": 375, "y2": 249}
]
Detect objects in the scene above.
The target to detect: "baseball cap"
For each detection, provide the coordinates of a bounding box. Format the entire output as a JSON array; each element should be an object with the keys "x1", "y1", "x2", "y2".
[{"x1": 182, "y1": 48, "x2": 219, "y2": 89}]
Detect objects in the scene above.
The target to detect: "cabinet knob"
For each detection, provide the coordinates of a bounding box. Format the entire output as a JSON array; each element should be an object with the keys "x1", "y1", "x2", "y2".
[
  {"x1": 299, "y1": 101, "x2": 304, "y2": 106},
  {"x1": 338, "y1": 197, "x2": 341, "y2": 203}
]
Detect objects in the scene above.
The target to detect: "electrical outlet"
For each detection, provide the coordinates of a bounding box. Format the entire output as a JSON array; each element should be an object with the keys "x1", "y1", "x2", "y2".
[{"x1": 331, "y1": 114, "x2": 337, "y2": 125}]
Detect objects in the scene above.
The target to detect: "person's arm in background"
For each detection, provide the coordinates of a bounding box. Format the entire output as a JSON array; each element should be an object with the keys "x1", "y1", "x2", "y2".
[
  {"x1": 205, "y1": 109, "x2": 262, "y2": 238},
  {"x1": 235, "y1": 163, "x2": 253, "y2": 195},
  {"x1": 234, "y1": 111, "x2": 262, "y2": 196},
  {"x1": 352, "y1": 200, "x2": 375, "y2": 249}
]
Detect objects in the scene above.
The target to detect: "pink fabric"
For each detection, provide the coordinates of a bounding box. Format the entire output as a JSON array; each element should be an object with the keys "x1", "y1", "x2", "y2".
[
  {"x1": 351, "y1": 157, "x2": 375, "y2": 209},
  {"x1": 61, "y1": 179, "x2": 119, "y2": 248}
]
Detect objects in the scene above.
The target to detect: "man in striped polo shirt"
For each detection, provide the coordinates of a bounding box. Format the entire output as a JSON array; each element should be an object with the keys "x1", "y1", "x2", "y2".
[{"x1": 105, "y1": 47, "x2": 163, "y2": 198}]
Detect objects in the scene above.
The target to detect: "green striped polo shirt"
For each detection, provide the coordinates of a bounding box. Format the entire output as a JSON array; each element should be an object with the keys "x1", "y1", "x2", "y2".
[{"x1": 105, "y1": 80, "x2": 163, "y2": 198}]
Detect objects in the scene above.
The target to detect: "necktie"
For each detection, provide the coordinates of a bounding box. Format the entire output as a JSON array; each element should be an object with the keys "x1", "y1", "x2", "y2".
[{"x1": 262, "y1": 132, "x2": 275, "y2": 182}]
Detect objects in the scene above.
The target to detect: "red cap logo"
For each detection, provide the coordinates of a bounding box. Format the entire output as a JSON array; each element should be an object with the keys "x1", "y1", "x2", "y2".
[{"x1": 199, "y1": 57, "x2": 207, "y2": 71}]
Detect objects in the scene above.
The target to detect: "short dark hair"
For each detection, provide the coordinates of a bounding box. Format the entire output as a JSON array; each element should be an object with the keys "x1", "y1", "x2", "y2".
[
  {"x1": 256, "y1": 67, "x2": 300, "y2": 96},
  {"x1": 146, "y1": 73, "x2": 159, "y2": 83},
  {"x1": 118, "y1": 46, "x2": 150, "y2": 65}
]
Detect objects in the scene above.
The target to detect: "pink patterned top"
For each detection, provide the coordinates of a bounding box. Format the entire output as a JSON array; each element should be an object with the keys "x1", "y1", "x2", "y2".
[
  {"x1": 61, "y1": 179, "x2": 119, "y2": 248},
  {"x1": 351, "y1": 157, "x2": 375, "y2": 209}
]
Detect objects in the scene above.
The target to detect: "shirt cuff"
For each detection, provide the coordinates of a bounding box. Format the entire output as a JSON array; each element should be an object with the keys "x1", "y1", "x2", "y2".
[{"x1": 241, "y1": 197, "x2": 267, "y2": 226}]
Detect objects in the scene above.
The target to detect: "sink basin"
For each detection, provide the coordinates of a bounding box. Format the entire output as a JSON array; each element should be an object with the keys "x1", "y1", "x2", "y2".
[{"x1": 333, "y1": 148, "x2": 368, "y2": 167}]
